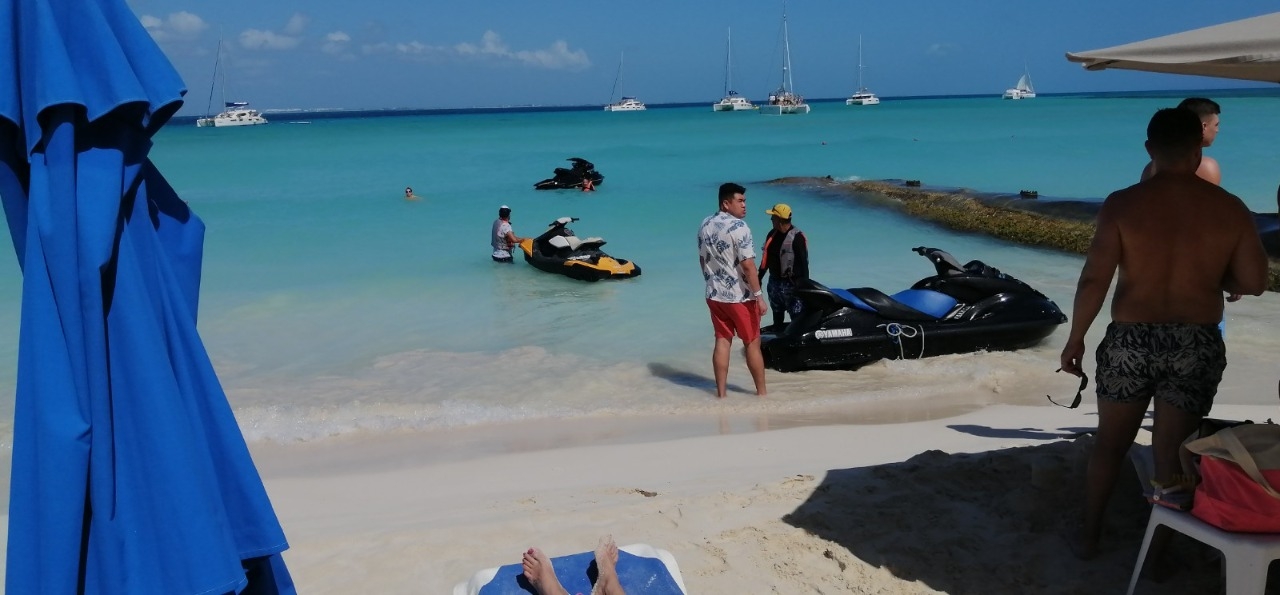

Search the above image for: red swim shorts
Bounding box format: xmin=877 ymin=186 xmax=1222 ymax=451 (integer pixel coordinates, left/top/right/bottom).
xmin=706 ymin=299 xmax=761 ymax=342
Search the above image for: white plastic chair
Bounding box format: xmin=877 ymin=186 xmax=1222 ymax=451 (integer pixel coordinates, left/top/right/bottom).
xmin=1127 ymin=505 xmax=1280 ymax=595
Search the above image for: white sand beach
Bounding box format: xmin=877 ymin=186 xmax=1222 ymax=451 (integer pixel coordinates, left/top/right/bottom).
xmin=254 ymin=402 xmax=1277 ymax=594
xmin=243 ymin=292 xmax=1280 ymax=594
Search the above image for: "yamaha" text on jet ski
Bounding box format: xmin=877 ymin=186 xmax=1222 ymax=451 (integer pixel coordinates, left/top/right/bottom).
xmin=762 ymin=246 xmax=1066 ymax=372
xmin=534 ymin=157 xmax=605 ymax=190
xmin=518 ymin=217 xmax=640 ymax=281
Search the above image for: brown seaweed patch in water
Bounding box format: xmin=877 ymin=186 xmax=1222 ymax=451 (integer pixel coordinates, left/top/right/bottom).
xmin=770 ymin=177 xmax=1280 ymax=292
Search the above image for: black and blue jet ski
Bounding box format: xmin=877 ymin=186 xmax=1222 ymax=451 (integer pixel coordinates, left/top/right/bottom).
xmin=534 ymin=157 xmax=605 ymax=190
xmin=762 ymin=246 xmax=1067 ymax=372
xmin=517 ymin=217 xmax=640 ymax=281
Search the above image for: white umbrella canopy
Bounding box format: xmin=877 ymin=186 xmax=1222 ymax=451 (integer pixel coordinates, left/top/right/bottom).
xmin=1066 ymin=12 xmax=1280 ymax=83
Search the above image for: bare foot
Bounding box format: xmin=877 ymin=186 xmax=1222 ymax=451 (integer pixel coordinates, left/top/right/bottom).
xmin=522 ymin=548 xmax=570 ymax=595
xmin=592 ymin=535 xmax=626 ymax=595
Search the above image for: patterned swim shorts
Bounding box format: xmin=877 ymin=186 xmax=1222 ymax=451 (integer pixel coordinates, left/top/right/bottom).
xmin=766 ymin=278 xmax=803 ymax=315
xmin=1094 ymin=322 xmax=1226 ymax=417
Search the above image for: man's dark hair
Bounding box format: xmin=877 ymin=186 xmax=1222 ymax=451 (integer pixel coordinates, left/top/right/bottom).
xmin=718 ymin=182 xmax=746 ymax=203
xmin=1147 ymin=108 xmax=1203 ymax=158
xmin=1177 ymin=97 xmax=1220 ymax=119
xmin=498 ymin=207 xmax=511 ymax=218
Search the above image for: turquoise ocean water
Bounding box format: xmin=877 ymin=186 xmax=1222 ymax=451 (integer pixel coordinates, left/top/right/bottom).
xmin=0 ymin=92 xmax=1277 ymax=445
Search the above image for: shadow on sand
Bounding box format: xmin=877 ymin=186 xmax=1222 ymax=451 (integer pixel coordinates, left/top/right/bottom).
xmin=782 ymin=435 xmax=1242 ymax=594
xmin=647 ymin=363 xmax=755 ymax=396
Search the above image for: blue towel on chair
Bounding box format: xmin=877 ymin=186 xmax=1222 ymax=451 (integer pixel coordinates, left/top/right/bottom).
xmin=466 ymin=547 xmax=685 ymax=594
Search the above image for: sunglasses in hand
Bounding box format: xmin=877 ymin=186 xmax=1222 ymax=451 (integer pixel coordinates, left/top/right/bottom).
xmin=1048 ymin=368 xmax=1088 ymax=409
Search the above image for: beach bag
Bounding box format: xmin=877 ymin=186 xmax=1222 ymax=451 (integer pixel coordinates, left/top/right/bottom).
xmin=1184 ymin=423 xmax=1280 ymax=533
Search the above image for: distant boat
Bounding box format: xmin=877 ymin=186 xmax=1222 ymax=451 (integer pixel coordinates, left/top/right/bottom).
xmin=713 ymin=28 xmax=755 ymax=112
xmin=845 ymin=35 xmax=880 ymax=106
xmin=604 ymin=52 xmax=647 ymax=112
xmin=195 ymin=35 xmax=268 ymax=128
xmin=1002 ymin=67 xmax=1036 ymax=100
xmin=760 ymin=7 xmax=809 ymax=115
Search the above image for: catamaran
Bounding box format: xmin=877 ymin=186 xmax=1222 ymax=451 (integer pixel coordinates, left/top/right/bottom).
xmin=713 ymin=28 xmax=754 ymax=111
xmin=760 ymin=7 xmax=809 ymax=115
xmin=845 ymin=36 xmax=880 ymax=106
xmin=604 ymin=52 xmax=647 ymax=112
xmin=195 ymin=35 xmax=268 ymax=127
xmin=1002 ymin=67 xmax=1036 ymax=100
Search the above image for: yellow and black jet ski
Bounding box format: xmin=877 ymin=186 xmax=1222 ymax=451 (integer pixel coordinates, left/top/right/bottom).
xmin=518 ymin=217 xmax=640 ymax=281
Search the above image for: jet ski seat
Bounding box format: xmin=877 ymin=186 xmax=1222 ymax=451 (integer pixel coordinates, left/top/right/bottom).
xmin=841 ymin=287 xmax=957 ymax=321
xmin=549 ymin=235 xmax=577 ymax=250
xmin=548 ymin=235 xmax=606 ymax=252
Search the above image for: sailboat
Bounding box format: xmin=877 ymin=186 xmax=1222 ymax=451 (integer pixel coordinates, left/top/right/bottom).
xmin=604 ymin=52 xmax=646 ymax=112
xmin=760 ymin=7 xmax=809 ymax=115
xmin=713 ymin=28 xmax=754 ymax=112
xmin=195 ymin=35 xmax=268 ymax=127
xmin=1002 ymin=66 xmax=1036 ymax=100
xmin=845 ymin=35 xmax=880 ymax=106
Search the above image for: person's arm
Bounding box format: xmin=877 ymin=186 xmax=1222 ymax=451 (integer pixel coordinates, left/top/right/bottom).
xmin=505 ymin=229 xmax=521 ymax=245
xmin=794 ymin=232 xmax=809 ymax=280
xmin=1197 ymin=156 xmax=1221 ymax=186
xmin=1060 ymin=197 xmax=1122 ymax=376
xmin=1220 ymin=199 xmax=1269 ymax=297
xmin=740 ymin=257 xmax=767 ymax=315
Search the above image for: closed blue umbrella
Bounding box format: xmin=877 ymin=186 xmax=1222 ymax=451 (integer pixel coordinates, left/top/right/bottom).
xmin=0 ymin=0 xmax=294 ymax=593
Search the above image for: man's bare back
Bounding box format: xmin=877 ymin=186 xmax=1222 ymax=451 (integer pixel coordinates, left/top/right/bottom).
xmin=1100 ymin=173 xmax=1265 ymax=325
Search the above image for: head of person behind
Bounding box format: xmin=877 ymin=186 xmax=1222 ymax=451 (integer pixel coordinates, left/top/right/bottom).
xmin=1177 ymin=97 xmax=1220 ymax=148
xmin=498 ymin=205 xmax=511 ymax=221
xmin=1140 ymin=98 xmax=1220 ymax=185
xmin=766 ymin=203 xmax=793 ymax=232
xmin=718 ymin=182 xmax=747 ymax=218
xmin=1145 ymin=107 xmax=1204 ymax=174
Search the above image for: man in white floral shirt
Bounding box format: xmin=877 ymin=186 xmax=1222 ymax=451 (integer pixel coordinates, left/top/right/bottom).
xmin=697 ymin=182 xmax=768 ymax=398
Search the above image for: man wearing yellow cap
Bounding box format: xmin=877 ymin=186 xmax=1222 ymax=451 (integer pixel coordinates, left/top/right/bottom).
xmin=758 ymin=203 xmax=809 ymax=332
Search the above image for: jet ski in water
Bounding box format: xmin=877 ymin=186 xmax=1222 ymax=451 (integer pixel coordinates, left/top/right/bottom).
xmin=517 ymin=217 xmax=640 ymax=281
xmin=762 ymin=246 xmax=1066 ymax=372
xmin=534 ymin=157 xmax=605 ymax=190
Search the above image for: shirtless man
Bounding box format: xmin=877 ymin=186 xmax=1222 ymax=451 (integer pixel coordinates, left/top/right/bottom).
xmin=521 ymin=536 xmax=625 ymax=595
xmin=1061 ymin=108 xmax=1268 ymax=559
xmin=1140 ymin=97 xmax=1220 ymax=185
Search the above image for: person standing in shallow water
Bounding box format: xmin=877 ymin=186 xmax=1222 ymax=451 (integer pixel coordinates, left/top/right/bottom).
xmin=1061 ymin=108 xmax=1267 ymax=559
xmin=491 ymin=205 xmax=523 ymax=263
xmin=697 ymin=182 xmax=768 ymax=398
xmin=758 ymin=203 xmax=809 ymax=332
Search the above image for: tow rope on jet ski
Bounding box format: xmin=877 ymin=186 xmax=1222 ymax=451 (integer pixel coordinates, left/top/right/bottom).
xmin=880 ymin=323 xmax=926 ymax=359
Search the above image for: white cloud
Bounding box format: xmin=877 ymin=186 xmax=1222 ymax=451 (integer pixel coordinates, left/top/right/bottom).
xmin=140 ymin=11 xmax=207 ymax=41
xmin=322 ymin=31 xmax=351 ymax=56
xmin=284 ymin=13 xmax=310 ymax=36
xmin=240 ymin=29 xmax=301 ymax=50
xmin=359 ymin=30 xmax=587 ymax=69
xmin=454 ymin=31 xmax=588 ymax=69
xmin=514 ymin=40 xmax=589 ymax=70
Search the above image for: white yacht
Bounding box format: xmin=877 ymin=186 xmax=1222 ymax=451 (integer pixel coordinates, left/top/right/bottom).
xmin=845 ymin=36 xmax=880 ymax=106
xmin=713 ymin=28 xmax=754 ymax=111
xmin=195 ymin=36 xmax=269 ymax=127
xmin=1002 ymin=69 xmax=1036 ymax=100
xmin=196 ymin=102 xmax=268 ymax=127
xmin=604 ymin=97 xmax=647 ymax=112
xmin=714 ymin=93 xmax=754 ymax=112
xmin=604 ymin=52 xmax=646 ymax=112
xmin=759 ymin=9 xmax=810 ymax=115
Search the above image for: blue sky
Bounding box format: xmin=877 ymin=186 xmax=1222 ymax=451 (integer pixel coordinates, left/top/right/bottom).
xmin=127 ymin=0 xmax=1277 ymax=116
